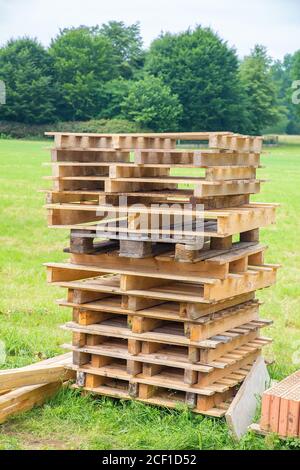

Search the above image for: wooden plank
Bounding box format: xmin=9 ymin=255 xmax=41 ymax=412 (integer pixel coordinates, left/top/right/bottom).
xmin=225 ymin=356 xmax=270 ymax=440
xmin=0 ymin=353 xmax=73 ymax=424
xmin=0 ymin=365 xmax=73 ymax=391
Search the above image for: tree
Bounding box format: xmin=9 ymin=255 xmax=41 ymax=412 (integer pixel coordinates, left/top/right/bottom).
xmin=146 ymin=26 xmax=247 ymax=132
xmin=101 ymin=78 xmax=131 ymax=118
xmin=121 ymin=75 xmax=183 ymax=131
xmin=270 ymin=54 xmax=300 ymax=134
xmin=49 ymin=26 xmax=118 ymax=120
xmin=0 ymin=38 xmax=56 ymax=123
xmin=239 ymin=45 xmax=281 ymax=134
xmin=291 ymin=50 xmax=300 ymax=131
xmin=100 ymin=21 xmax=145 ymax=78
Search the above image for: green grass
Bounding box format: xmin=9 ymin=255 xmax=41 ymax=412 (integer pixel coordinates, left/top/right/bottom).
xmin=0 ymin=137 xmax=300 ymax=450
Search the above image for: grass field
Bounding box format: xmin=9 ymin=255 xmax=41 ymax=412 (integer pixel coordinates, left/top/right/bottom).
xmin=0 ymin=137 xmax=300 ymax=450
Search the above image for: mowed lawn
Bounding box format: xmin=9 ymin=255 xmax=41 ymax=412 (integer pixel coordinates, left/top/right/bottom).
xmin=0 ymin=137 xmax=300 ymax=450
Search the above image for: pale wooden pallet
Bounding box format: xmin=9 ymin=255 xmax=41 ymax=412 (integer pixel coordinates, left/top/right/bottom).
xmin=46 ymin=258 xmax=279 ymax=303
xmin=69 ymin=359 xmax=258 ymax=417
xmin=45 ymin=131 xmax=232 ymax=151
xmin=46 ymin=131 xmax=262 ymax=153
xmin=44 ymin=190 xmax=251 ymax=211
xmin=45 ymin=203 xmax=277 ymax=244
xmin=63 ymin=289 xmax=257 ymax=320
xmin=63 ymin=314 xmax=271 ymax=358
xmin=72 ymin=381 xmax=233 ymax=418
xmin=66 ymin=336 xmax=271 ymax=374
xmin=47 ymin=175 xmax=263 ymax=198
xmin=61 ymin=242 xmax=268 ymax=281
xmin=45 ymin=149 xmax=260 ymax=166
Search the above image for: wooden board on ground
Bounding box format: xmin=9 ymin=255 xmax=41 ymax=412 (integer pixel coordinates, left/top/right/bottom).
xmin=0 ymin=353 xmax=73 ymax=424
xmin=225 ymin=356 xmax=270 ymax=440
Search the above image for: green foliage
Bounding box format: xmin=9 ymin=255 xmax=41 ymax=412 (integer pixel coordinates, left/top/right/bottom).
xmin=0 ymin=38 xmax=56 ymax=123
xmin=99 ymin=21 xmax=145 ymax=78
xmin=268 ymin=53 xmax=300 ymax=134
xmin=0 ymin=118 xmax=146 ymax=139
xmin=0 ymin=23 xmax=297 ymax=133
xmin=121 ymin=75 xmax=182 ymax=131
xmin=102 ymin=79 xmax=131 ymax=118
xmin=146 ymin=26 xmax=246 ymax=132
xmin=240 ymin=45 xmax=281 ymax=134
xmin=49 ymin=26 xmax=118 ymax=120
xmin=291 ymin=50 xmax=300 ymax=122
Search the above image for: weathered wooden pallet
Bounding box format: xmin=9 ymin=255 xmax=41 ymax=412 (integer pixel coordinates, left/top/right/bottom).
xmin=44 ymin=190 xmax=251 ymax=211
xmin=45 ymin=131 xmax=232 ymax=151
xmin=46 ymin=256 xmax=278 ymax=302
xmin=62 ymin=242 xmax=267 ymax=281
xmin=72 ymin=379 xmax=234 ymax=417
xmin=46 ymin=176 xmax=263 ymax=198
xmin=70 ymin=358 xmax=257 ymax=417
xmin=59 ymin=299 xmax=272 ymax=343
xmin=71 ymin=348 xmax=261 ymax=389
xmin=134 ymin=150 xmax=261 ymax=167
xmin=66 ymin=335 xmax=271 ymax=375
xmin=70 ymin=295 xmax=259 ymax=328
xmin=48 ymin=161 xmax=260 ymax=180
xmin=63 ymin=289 xmax=256 ymax=319
xmin=49 ymin=268 xmax=278 ymax=304
xmin=49 ymin=148 xmax=261 ymax=166
xmin=209 ymin=134 xmax=263 ymax=154
xmin=63 ymin=314 xmax=271 ymax=357
xmin=45 ymin=203 xmax=277 ymax=244
xmin=46 ymin=131 xmax=262 ymax=154
xmin=46 ymin=159 xmax=262 ymax=198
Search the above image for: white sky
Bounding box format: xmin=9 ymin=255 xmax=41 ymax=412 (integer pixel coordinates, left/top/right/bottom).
xmin=0 ymin=0 xmax=299 ymax=59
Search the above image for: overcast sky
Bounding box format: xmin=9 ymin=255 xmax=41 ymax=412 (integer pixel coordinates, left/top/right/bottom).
xmin=0 ymin=0 xmax=299 ymax=59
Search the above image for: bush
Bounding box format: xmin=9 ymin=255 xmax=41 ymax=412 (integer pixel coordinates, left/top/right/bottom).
xmin=121 ymin=75 xmax=182 ymax=131
xmin=0 ymin=119 xmax=148 ymax=139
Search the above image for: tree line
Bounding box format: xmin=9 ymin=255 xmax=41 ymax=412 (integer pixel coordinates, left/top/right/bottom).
xmin=0 ymin=21 xmax=299 ymax=134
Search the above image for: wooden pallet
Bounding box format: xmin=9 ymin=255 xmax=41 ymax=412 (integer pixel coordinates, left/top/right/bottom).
xmin=46 ymin=159 xmax=262 ymax=195
xmin=46 ymin=257 xmax=278 ymax=302
xmin=45 ymin=203 xmax=277 ymax=244
xmin=67 ymin=335 xmax=271 ymax=373
xmin=64 ymin=242 xmax=267 ymax=280
xmin=70 ymin=359 xmax=257 ymax=417
xmin=49 ymin=148 xmax=261 ymax=166
xmin=209 ymin=134 xmax=263 ymax=153
xmin=63 ymin=289 xmax=257 ymax=319
xmin=44 ymin=190 xmax=251 ymax=210
xmin=46 ymin=131 xmax=262 ymax=153
xmin=66 ymin=228 xmax=259 ymax=259
xmin=49 ymin=267 xmax=278 ymax=304
xmin=63 ymin=314 xmax=271 ymax=355
xmin=63 ymin=297 xmax=265 ymax=337
xmin=45 ymin=131 xmax=231 ymax=151
xmin=48 ymin=177 xmax=263 ymax=198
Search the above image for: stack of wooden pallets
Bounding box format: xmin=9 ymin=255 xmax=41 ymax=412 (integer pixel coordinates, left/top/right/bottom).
xmin=43 ymin=131 xmax=278 ymax=417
